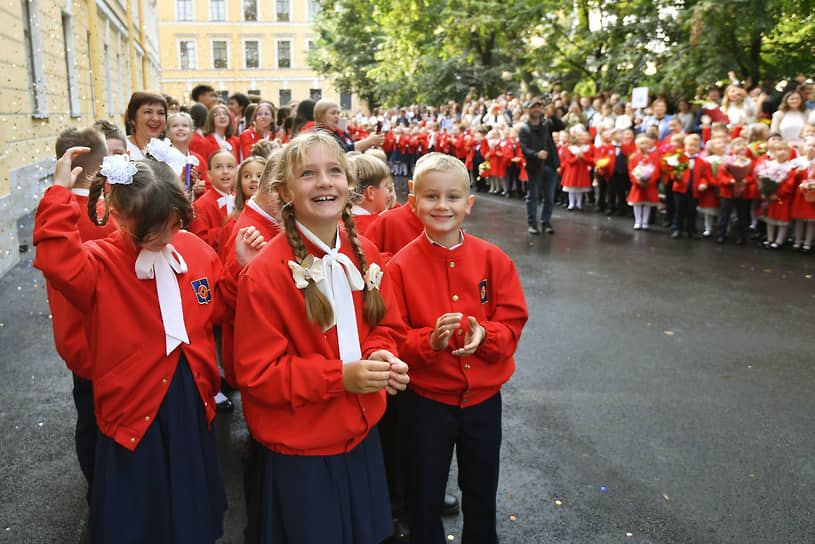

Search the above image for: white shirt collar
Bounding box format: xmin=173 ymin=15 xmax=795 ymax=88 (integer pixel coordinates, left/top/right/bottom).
xmin=71 ymin=188 xmax=90 ymax=197
xmin=425 ymin=229 xmax=465 ymax=250
xmin=351 ymin=205 xmax=372 ymax=216
xmin=246 ymin=196 xmax=279 ymax=224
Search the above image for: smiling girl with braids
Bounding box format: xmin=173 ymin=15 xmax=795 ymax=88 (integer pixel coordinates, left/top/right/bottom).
xmin=233 ymin=131 xmax=410 ymax=543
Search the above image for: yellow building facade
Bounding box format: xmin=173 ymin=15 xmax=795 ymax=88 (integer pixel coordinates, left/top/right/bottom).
xmin=158 ymin=0 xmax=352 ymax=109
xmin=0 ymin=0 xmax=160 ymax=276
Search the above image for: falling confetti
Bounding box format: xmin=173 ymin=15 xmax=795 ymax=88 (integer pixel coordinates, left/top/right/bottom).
xmin=763 ymin=269 xmax=772 ymax=273
xmin=508 ymin=494 xmax=514 ymax=499
xmin=664 ymin=330 xmax=674 ymax=336
xmin=509 ymin=516 xmax=517 ymax=521
xmin=555 ymin=500 xmax=562 ymax=506
xmin=447 ymin=536 xmax=455 ymax=541
xmin=663 ymin=493 xmax=671 ymax=501
xmin=626 ymin=533 xmax=633 ymax=537
xmin=601 ymin=487 xmax=607 ymax=492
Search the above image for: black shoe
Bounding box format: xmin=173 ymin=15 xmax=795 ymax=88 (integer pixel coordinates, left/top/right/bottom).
xmin=442 ymin=494 xmax=460 ymax=516
xmin=542 ymin=222 xmax=555 ymax=234
xmin=671 ymin=230 xmax=681 ymax=239
xmin=387 ymin=519 xmax=410 ymax=542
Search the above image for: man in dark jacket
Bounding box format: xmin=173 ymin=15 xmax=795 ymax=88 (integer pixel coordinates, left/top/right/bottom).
xmin=519 ymin=97 xmax=564 ymax=234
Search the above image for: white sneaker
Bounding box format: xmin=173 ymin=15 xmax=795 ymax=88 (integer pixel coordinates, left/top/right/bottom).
xmin=633 ymin=223 xmax=641 ymax=230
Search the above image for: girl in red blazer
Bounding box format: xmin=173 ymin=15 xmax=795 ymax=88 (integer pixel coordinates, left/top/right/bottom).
xmin=561 ymin=128 xmax=595 ymax=210
xmin=189 ymin=150 xmax=237 ymax=252
xmin=233 ymin=131 xmax=409 ymax=543
xmin=217 ymin=156 xmax=265 ymax=266
xmin=715 ymin=138 xmax=755 ymax=244
xmin=348 ymin=154 xmax=395 ymax=236
xmin=627 ymin=134 xmax=661 ymax=229
xmin=34 ymin=150 xmax=226 ymax=543
xmin=791 ymin=138 xmax=815 ymax=250
xmin=759 ymin=141 xmax=798 ymax=248
xmin=199 ymin=104 xmax=240 ymax=165
xmin=239 ymin=102 xmax=276 ymax=161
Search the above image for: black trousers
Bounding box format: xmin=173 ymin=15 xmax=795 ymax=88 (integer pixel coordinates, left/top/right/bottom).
xmin=402 ymin=389 xmax=502 ymax=544
xmin=72 ymin=372 xmax=97 ymax=503
xmin=607 ymin=172 xmax=629 ymax=212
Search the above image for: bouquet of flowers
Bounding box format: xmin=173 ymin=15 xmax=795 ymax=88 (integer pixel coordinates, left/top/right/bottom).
xmin=568 ymin=145 xmax=591 ymax=158
xmin=705 ymin=155 xmax=727 ymax=178
xmin=755 ymin=160 xmax=794 ymax=198
xmin=724 ymin=156 xmax=752 ymax=198
xmin=801 ymin=167 xmax=815 ymax=203
xmin=595 ymin=156 xmax=612 ymax=177
xmin=748 ymin=141 xmax=768 ymax=158
xmin=661 ymin=151 xmax=689 ymax=178
xmin=632 ymin=162 xmax=655 ymax=187
xmin=478 ymin=160 xmax=491 ymax=180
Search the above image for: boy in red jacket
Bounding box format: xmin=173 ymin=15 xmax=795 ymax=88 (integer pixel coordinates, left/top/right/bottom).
xmin=388 ymin=153 xmax=528 ymax=544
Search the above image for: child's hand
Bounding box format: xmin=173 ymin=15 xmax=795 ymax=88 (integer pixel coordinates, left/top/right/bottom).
xmin=429 ymin=312 xmax=464 ymax=351
xmin=193 ymin=174 xmax=206 ymax=196
xmin=54 ymin=147 xmax=91 ymax=188
xmin=369 ymin=350 xmax=410 ymax=395
xmin=452 ymin=316 xmax=486 ymax=357
xmin=342 ymin=359 xmax=391 ymax=394
xmin=234 ymin=226 xmax=266 ymax=267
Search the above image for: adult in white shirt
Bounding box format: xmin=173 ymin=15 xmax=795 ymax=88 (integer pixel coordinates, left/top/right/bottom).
xmin=721 ymin=84 xmax=757 ymax=127
xmin=771 ymin=90 xmax=811 ymax=144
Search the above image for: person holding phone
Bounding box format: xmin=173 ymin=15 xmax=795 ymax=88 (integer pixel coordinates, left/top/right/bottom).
xmin=314 ymin=99 xmax=385 ymax=153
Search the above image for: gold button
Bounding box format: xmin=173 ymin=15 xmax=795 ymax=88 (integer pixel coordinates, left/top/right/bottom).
xmin=464 ymin=364 xmax=470 ymax=370
xmin=162 ymin=378 xmax=168 ymax=384
xmin=130 ymin=437 xmax=135 ymax=443
xmin=362 ymin=407 xmax=367 ymax=413
xmin=144 ymin=416 xmax=150 ymax=421
xmin=452 ymin=295 xmax=459 ymax=301
xmin=449 ymin=262 xmax=456 ymax=268
xmin=457 ymin=329 xmax=464 ymax=336
xmin=462 ymin=399 xmax=468 ymax=404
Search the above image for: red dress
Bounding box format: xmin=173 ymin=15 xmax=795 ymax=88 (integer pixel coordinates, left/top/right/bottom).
xmin=790 ymin=165 xmax=815 ymax=221
xmin=561 ymin=145 xmax=595 ymax=191
xmin=238 ymin=127 xmax=273 ymax=160
xmin=627 ymin=151 xmax=661 ymax=205
xmin=763 ymin=169 xmax=797 ymax=224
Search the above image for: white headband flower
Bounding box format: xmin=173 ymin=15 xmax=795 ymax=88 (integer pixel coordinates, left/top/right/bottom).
xmin=146 ymin=138 xmax=188 ymax=175
xmin=365 ymin=263 xmax=383 ymax=291
xmin=100 ymin=154 xmax=138 ymax=185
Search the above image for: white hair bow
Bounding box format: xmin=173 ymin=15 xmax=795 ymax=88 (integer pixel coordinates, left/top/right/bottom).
xmin=365 ymin=263 xmax=383 ymax=291
xmin=288 ymin=255 xmax=325 ymax=289
xmin=146 ymin=138 xmax=188 ymax=175
xmin=100 ymin=154 xmax=138 ymax=185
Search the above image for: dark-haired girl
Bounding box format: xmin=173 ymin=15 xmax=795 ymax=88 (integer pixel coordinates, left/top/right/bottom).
xmin=33 ymin=149 xmax=226 ymax=543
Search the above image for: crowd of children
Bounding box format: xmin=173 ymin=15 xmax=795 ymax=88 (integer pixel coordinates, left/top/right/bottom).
xmin=34 ymin=88 xmax=529 ymax=544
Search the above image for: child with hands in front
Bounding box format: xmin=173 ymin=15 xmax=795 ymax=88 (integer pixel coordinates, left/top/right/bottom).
xmin=233 ymin=131 xmax=409 ymax=544
xmin=34 ymin=147 xmax=227 ymax=543
xmin=387 ymin=153 xmax=529 ymax=544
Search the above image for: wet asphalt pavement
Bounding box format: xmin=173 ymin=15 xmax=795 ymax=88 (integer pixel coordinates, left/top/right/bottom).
xmin=1 ymin=189 xmax=814 ymax=543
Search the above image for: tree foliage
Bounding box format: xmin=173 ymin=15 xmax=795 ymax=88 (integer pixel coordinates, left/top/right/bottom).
xmin=309 ymin=0 xmax=815 ymax=107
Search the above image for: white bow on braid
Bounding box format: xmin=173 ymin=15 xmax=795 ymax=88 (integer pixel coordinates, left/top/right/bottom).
xmin=294 ymin=220 xmax=364 ymax=364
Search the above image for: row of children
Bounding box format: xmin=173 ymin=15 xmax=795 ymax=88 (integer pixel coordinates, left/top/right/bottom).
xmin=36 ymin=110 xmax=527 ymax=543
xmin=550 ymin=122 xmax=815 ymax=249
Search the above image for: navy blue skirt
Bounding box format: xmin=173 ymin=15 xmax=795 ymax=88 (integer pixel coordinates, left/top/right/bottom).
xmin=247 ymin=427 xmax=393 ymax=544
xmin=89 ymin=354 xmax=227 ymax=544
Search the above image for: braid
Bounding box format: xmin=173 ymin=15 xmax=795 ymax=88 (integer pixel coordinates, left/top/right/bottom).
xmin=341 ymin=204 xmax=386 ymax=325
xmin=87 ymin=175 xmax=110 ymax=226
xmin=281 ymin=205 xmax=334 ymax=329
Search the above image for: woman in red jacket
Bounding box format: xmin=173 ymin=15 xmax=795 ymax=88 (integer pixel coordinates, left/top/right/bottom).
xmin=199 ymin=104 xmax=240 ymax=164
xmin=239 ymin=102 xmax=277 ymax=160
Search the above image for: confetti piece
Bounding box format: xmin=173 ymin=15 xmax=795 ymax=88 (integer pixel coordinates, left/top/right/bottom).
xmin=601 ymin=487 xmax=607 ymax=492
xmin=719 ymin=374 xmax=728 ymax=379
xmin=750 ymin=474 xmax=756 ymax=478
xmin=509 ymin=516 xmax=517 ymax=521
xmin=763 ymin=269 xmax=772 ymax=273
xmin=447 ymin=535 xmax=455 ymax=541
xmin=626 ymin=532 xmax=633 ymax=537
xmin=806 ymin=274 xmax=812 ymax=279
xmin=664 ymin=330 xmax=674 ymax=336
xmin=508 ymin=494 xmax=514 ymax=499
xmin=663 ymin=493 xmax=670 ymax=501
xmin=555 ymin=500 xmax=562 ymax=506
xmin=37 ymin=422 xmax=43 ymax=427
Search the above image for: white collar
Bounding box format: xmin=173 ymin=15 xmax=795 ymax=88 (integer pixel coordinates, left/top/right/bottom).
xmin=246 ymin=196 xmax=278 ymax=224
xmin=425 ymin=229 xmax=465 ymax=250
xmin=351 ymin=205 xmax=372 ymax=216
xmin=71 ymin=188 xmax=90 ymax=197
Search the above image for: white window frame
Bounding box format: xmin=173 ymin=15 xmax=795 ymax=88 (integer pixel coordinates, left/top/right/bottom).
xmin=243 ymin=39 xmax=261 ymax=70
xmin=275 ymin=0 xmax=291 ymax=22
xmin=242 ymin=0 xmax=259 ymax=21
xmin=104 ymin=22 xmax=114 ymax=116
xmin=279 ymin=88 xmax=292 ymax=106
xmin=209 ymin=0 xmax=227 ymax=21
xmin=61 ymin=10 xmax=81 ymax=117
xmin=23 ymin=0 xmax=48 ymax=118
xmin=276 ymin=39 xmax=292 ymax=69
xmin=307 ymin=0 xmax=320 ymax=21
xmin=178 ymin=39 xmax=197 ymax=70
xmin=210 ymin=39 xmax=230 ymax=69
xmin=176 ymin=0 xmax=194 ymax=21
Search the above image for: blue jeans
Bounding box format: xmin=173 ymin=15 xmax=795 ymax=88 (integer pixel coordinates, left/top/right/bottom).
xmin=526 ymin=164 xmax=557 ymax=225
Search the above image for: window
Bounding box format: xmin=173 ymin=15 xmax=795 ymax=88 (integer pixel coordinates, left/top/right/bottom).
xmin=216 ymin=90 xmax=229 ymax=103
xmin=247 ymin=89 xmax=261 ymax=98
xmin=176 ymin=0 xmax=193 ymax=20
xmin=243 ymin=0 xmax=257 ymax=21
xmin=179 ymin=40 xmax=196 ymax=69
xmin=276 ymin=0 xmax=289 ymax=21
xmin=309 ymin=88 xmax=322 ymax=101
xmin=340 ymin=92 xmax=352 ymax=111
xmin=276 ymin=40 xmax=291 ymax=68
xmin=244 ymin=40 xmax=259 ymax=69
xmin=22 ymin=0 xmax=48 ymax=117
xmin=212 ymin=40 xmax=228 ymax=69
xmin=210 ymin=0 xmax=225 ymax=21
xmin=307 ymin=0 xmax=320 ymax=20
xmin=279 ymin=89 xmax=292 ymax=106
xmin=61 ymin=11 xmax=80 ymax=117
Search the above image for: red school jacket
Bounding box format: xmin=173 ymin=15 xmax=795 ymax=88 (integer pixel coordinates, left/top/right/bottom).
xmin=363 ymin=200 xmax=424 ymax=261
xmin=387 ymin=233 xmax=528 ymax=407
xmin=34 ymin=185 xmax=222 ymax=451
xmin=560 ymin=145 xmax=595 ymax=189
xmin=198 ymin=133 xmax=240 ymax=165
xmin=189 ymin=187 xmax=231 ymax=252
xmin=673 ymin=156 xmax=715 ymax=197
xmin=45 ymin=189 xmax=117 ymax=379
xmin=233 ymin=228 xmax=406 ymax=456
xmin=627 ymin=151 xmax=661 ymax=204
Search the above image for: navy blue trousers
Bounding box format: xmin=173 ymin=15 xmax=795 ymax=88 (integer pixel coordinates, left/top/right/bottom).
xmin=402 ymin=389 xmax=502 ymax=544
xmin=672 ymin=190 xmax=698 ymax=234
xmin=72 ymin=372 xmax=96 ymax=502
